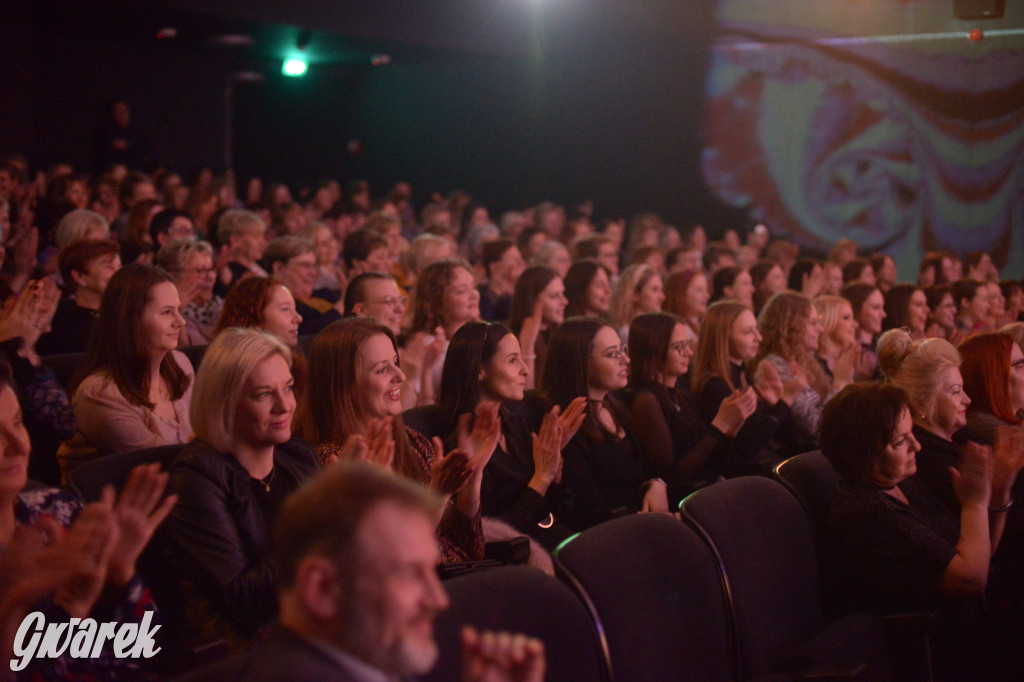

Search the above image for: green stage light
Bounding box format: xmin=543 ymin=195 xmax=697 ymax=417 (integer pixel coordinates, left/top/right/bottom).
xmin=282 ymin=58 xmax=308 ymax=77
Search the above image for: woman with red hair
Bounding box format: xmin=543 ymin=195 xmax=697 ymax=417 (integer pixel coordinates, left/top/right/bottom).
xmin=960 ymin=332 xmax=1024 ymax=446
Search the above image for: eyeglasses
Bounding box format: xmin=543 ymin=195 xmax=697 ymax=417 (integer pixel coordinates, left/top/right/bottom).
xmin=371 ymin=296 xmax=408 ymax=308
xmin=180 ymin=267 xmax=215 ymax=277
xmin=596 ymin=345 xmax=629 ymax=362
xmin=669 ymin=340 xmax=693 ymax=354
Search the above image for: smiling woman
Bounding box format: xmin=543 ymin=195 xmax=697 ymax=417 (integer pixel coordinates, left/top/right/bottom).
xmin=167 ymin=328 xmax=320 ymax=653
xmin=57 ymin=264 xmax=193 ymax=482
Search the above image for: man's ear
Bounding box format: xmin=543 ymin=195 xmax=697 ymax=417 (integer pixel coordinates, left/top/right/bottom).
xmin=351 ymin=302 xmax=367 ymax=317
xmin=295 ymin=556 xmax=341 ymax=620
xmin=271 ymin=261 xmax=284 ymax=276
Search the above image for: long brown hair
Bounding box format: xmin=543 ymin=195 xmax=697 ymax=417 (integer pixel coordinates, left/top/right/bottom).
xmin=691 ymin=300 xmax=749 ymax=395
xmin=295 ymin=318 xmax=420 ymax=481
xmin=71 ymin=263 xmax=190 ymax=408
xmin=410 ymin=259 xmax=471 ymax=334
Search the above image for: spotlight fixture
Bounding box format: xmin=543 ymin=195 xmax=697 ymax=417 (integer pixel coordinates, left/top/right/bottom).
xmin=282 ymin=58 xmax=308 ymax=77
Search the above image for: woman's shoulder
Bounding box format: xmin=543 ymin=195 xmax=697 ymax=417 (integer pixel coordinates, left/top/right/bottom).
xmin=169 ymin=349 xmax=196 ymax=376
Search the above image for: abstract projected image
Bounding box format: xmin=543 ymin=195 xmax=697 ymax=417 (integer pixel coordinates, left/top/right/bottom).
xmin=700 ymin=0 xmax=1024 ymax=277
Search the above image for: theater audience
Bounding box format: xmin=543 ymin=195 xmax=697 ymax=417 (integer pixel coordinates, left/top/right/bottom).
xmin=156 ymin=237 xmax=223 ymax=346
xmin=531 ymin=240 xmax=571 ymax=279
xmin=294 ymin=318 xmax=488 ymax=564
xmin=38 ymin=239 xmax=120 ymax=355
xmin=541 ymin=317 xmax=668 ymax=530
xmin=58 ymin=264 xmax=193 ymax=481
xmin=507 ymin=265 xmax=566 ymax=390
xmin=626 ymin=312 xmax=754 ymax=504
xmin=564 ymin=259 xmax=612 ymax=319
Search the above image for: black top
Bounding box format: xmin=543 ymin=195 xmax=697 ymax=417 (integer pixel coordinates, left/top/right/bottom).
xmin=477 ymin=403 xmax=572 ymax=549
xmin=37 ymin=298 xmax=98 ymax=356
xmin=912 ymin=424 xmax=981 ymax=517
xmin=478 ymin=284 xmax=512 ymax=323
xmin=295 ymin=298 xmax=342 ymax=336
xmin=166 ymin=437 xmax=320 ymax=648
xmin=824 ymin=477 xmax=961 ymax=617
xmin=554 ymin=399 xmax=648 ymax=531
xmin=696 ymin=362 xmax=796 ymax=477
xmin=624 ymin=383 xmax=728 ymax=504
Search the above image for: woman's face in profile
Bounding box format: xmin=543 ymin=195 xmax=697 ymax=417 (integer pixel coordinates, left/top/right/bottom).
xmin=356 ymin=333 xmax=406 ymax=419
xmin=870 ymin=408 xmax=920 ymax=487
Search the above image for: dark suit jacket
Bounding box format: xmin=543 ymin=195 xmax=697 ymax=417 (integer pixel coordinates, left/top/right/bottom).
xmin=176 ymin=625 xmax=384 ymax=682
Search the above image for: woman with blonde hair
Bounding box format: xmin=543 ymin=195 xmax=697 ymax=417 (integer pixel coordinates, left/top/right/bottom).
xmin=609 ymin=263 xmax=664 ymax=343
xmin=692 ymin=300 xmax=804 ymax=475
xmin=167 ymin=328 xmax=320 ymax=650
xmin=813 ymin=295 xmax=861 ymax=390
xmin=878 ymin=329 xmax=1022 ymax=519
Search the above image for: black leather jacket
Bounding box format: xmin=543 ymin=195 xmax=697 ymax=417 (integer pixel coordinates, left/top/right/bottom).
xmin=165 ymin=437 xmax=320 ymax=646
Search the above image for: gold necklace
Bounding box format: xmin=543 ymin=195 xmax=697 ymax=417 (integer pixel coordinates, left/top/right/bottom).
xmin=257 ymin=464 xmax=276 ymax=492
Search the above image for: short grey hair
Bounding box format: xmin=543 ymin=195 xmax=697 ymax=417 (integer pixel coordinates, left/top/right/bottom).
xmin=55 ymin=209 xmax=110 ymax=249
xmin=155 ymin=237 xmax=213 ymax=274
xmin=217 ymin=209 xmax=265 ymax=244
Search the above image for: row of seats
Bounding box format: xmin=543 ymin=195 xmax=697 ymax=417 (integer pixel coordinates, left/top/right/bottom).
xmin=64 ymin=444 xmax=931 ymax=681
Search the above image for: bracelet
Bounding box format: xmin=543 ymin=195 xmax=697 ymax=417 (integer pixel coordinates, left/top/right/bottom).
xmin=537 ymin=513 xmax=555 ymax=529
xmin=989 ymin=500 xmax=1014 ymax=514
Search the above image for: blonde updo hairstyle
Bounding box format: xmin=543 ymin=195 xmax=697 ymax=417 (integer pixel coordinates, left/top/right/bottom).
xmin=877 ymin=328 xmax=961 ymax=424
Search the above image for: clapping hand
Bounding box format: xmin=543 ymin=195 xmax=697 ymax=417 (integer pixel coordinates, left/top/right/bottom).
xmin=106 ymin=463 xmax=177 ymax=587
xmin=457 ymin=402 xmax=502 ymax=471
xmin=429 ymin=437 xmax=473 ymax=498
xmin=555 ymin=397 xmax=586 ymax=451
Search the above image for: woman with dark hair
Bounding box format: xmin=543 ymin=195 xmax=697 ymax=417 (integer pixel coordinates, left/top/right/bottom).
xmin=883 ymin=283 xmax=930 ymax=339
xmin=925 ymin=284 xmax=959 ymax=342
xmin=626 ymin=312 xmax=754 ymax=504
xmin=691 ymin=301 xmax=803 ymax=475
xmin=952 ymin=279 xmax=992 ymax=336
xmin=709 ymin=266 xmax=755 ymax=308
xmin=294 ymin=318 xmax=492 ymax=564
xmin=57 ymin=264 xmax=193 ymax=481
xmin=540 ymin=317 xmax=669 ymax=530
xmin=820 ymin=382 xmax=1023 ymax=678
xmin=507 ymin=265 xmax=566 ymax=390
xmin=842 ymin=282 xmax=886 ymax=380
xmin=564 ymin=259 xmax=612 ymax=319
xmin=436 ymin=321 xmax=585 ymax=549
xmin=750 ymin=259 xmax=786 ymax=315
xmin=841 ymin=258 xmax=876 ymax=287
xmin=1000 ymin=280 xmax=1024 ymax=325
